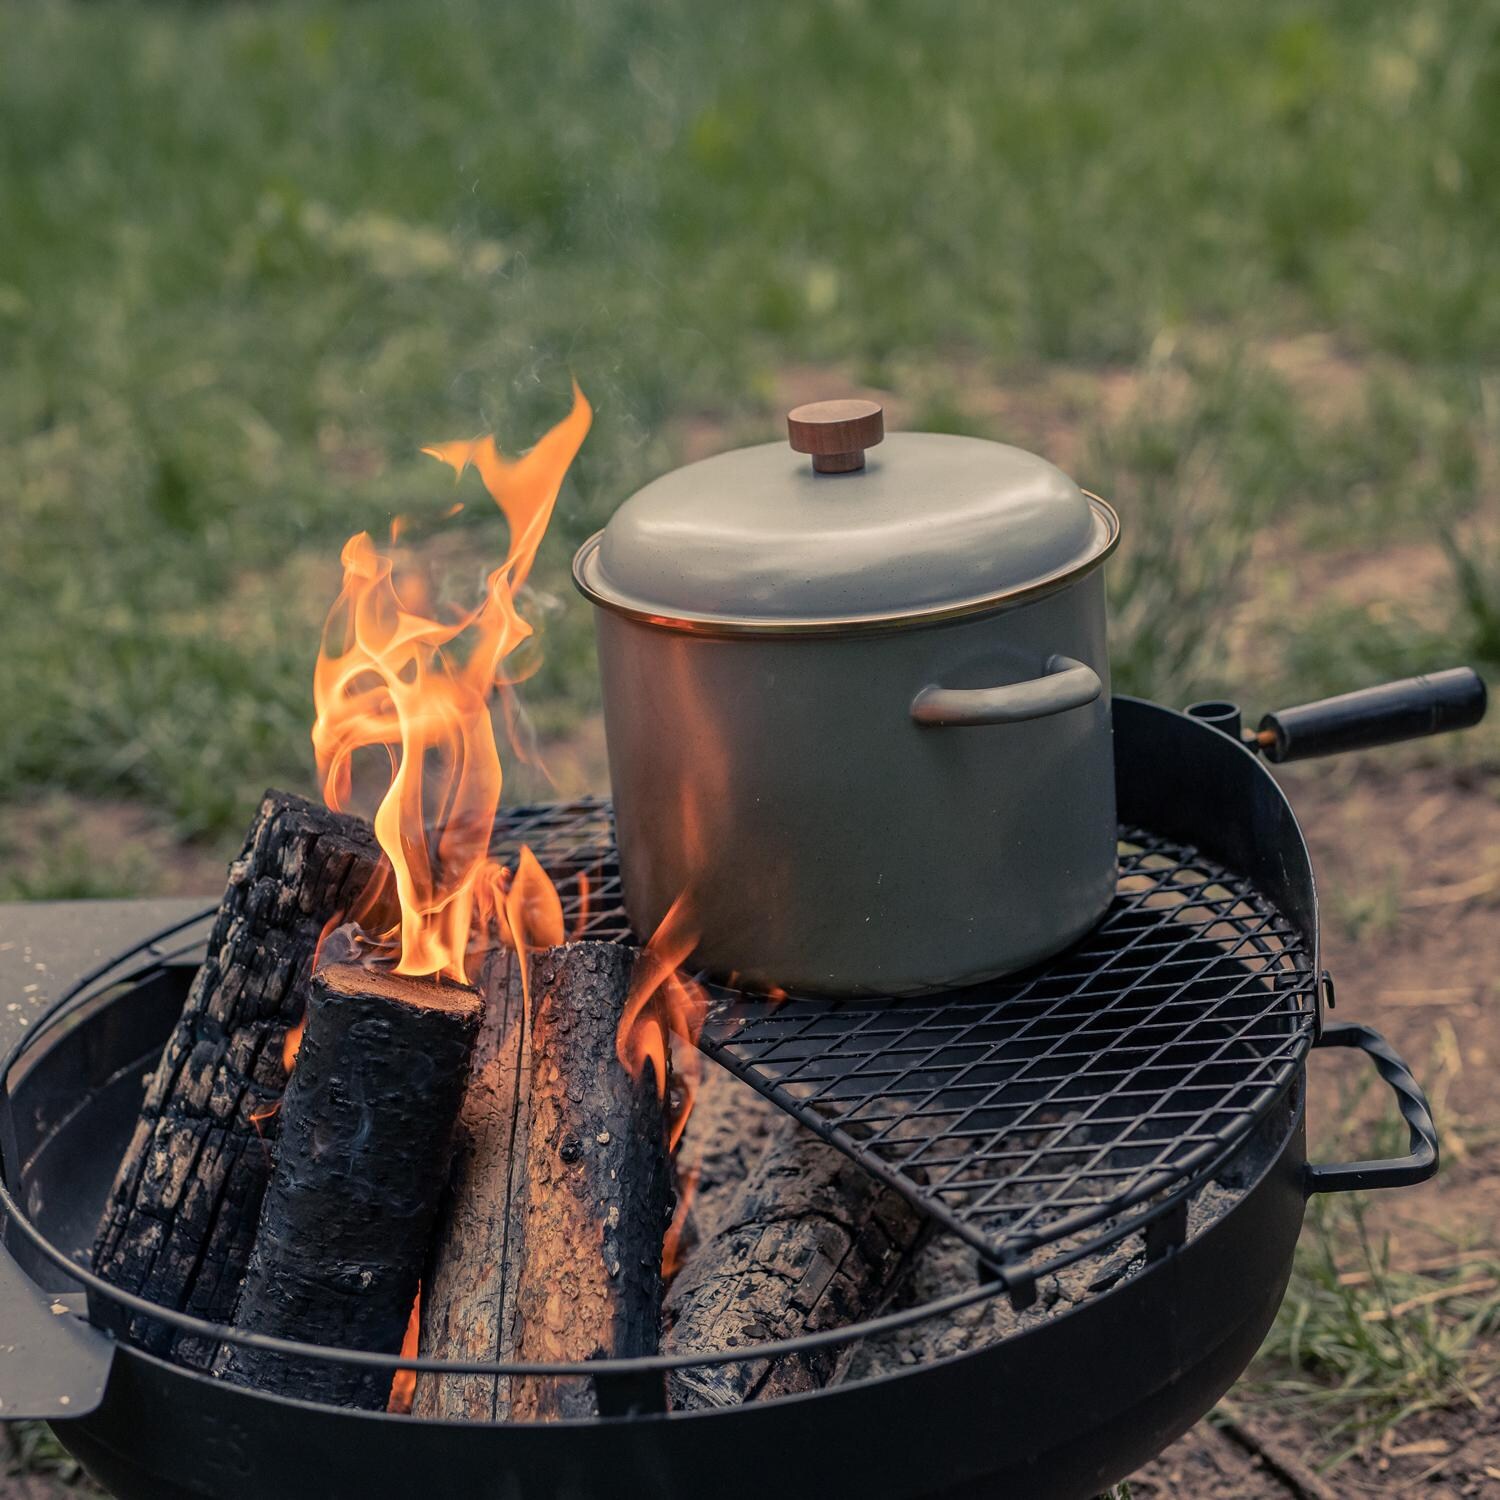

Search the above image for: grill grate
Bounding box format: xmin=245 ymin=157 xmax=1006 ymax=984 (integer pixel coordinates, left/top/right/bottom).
xmin=490 ymin=798 xmax=1316 ymax=1282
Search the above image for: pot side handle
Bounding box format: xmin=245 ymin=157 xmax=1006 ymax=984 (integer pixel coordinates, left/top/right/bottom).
xmin=1304 ymin=1023 xmax=1439 ymax=1195
xmin=911 ymin=655 xmax=1103 ymax=728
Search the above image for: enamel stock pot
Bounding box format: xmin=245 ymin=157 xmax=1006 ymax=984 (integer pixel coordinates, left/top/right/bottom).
xmin=573 ymin=399 xmax=1121 ymax=994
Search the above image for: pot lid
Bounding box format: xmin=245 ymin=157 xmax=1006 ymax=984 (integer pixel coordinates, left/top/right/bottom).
xmin=573 ymin=399 xmax=1119 ymax=634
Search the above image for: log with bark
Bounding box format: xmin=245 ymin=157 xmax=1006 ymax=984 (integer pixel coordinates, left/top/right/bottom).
xmin=216 ymin=961 xmax=480 ymax=1409
xmin=662 ymin=1115 xmax=927 ymax=1410
xmin=410 ymin=948 xmax=529 ymax=1422
xmin=91 ymin=790 xmax=381 ymax=1366
xmin=415 ymin=941 xmax=673 ymax=1422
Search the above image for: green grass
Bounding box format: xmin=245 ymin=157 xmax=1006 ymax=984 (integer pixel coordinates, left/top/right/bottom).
xmin=1 ymin=0 xmax=1498 ymax=869
xmin=1250 ymin=1070 xmax=1500 ymax=1470
xmin=2 ymin=1422 xmax=99 ymax=1488
xmin=6 ymin=16 xmax=1497 ymax=1489
xmin=1255 ymin=1193 xmax=1500 ymax=1469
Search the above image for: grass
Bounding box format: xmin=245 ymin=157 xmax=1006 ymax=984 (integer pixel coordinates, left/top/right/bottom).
xmin=1444 ymin=521 xmax=1500 ymax=665
xmin=1 ymin=7 xmax=1498 ymax=1486
xmin=1255 ymin=1193 xmax=1500 ymax=1469
xmin=3 ymin=1423 xmax=101 ymax=1491
xmin=2 ymin=0 xmax=1499 ymax=879
xmin=1250 ymin=1065 xmax=1500 ymax=1472
xmin=1327 ymin=863 xmax=1407 ymax=942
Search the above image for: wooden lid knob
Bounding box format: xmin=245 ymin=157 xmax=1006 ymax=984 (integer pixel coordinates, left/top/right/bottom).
xmin=787 ymin=399 xmax=885 ymax=474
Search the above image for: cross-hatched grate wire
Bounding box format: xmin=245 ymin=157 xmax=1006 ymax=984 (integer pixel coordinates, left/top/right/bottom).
xmin=489 ymin=798 xmax=1317 ymax=1277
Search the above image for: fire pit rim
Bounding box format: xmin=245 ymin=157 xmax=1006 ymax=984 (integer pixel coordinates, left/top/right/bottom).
xmin=43 ymin=1072 xmax=1306 ymax=1429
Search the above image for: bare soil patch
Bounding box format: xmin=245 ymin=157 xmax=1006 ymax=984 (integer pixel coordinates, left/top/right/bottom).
xmin=1130 ymin=761 xmax=1499 ymax=1496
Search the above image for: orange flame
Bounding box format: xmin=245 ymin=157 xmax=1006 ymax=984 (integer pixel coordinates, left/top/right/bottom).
xmin=388 ymin=1285 xmax=421 ymax=1414
xmin=311 ymin=385 xmax=591 ymax=981
xmin=282 ymin=1016 xmax=306 ymax=1073
xmin=495 ymin=845 xmax=565 ymax=1014
xmin=617 ymin=893 xmax=711 ymax=1154
xmin=309 ymin=378 xmax=718 ymax=1283
xmin=570 ymin=870 xmax=591 ymax=940
xmin=661 ymin=1162 xmax=699 ymax=1281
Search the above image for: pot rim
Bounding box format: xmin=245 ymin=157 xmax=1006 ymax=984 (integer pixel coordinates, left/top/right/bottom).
xmin=572 ymin=492 xmax=1120 ymax=638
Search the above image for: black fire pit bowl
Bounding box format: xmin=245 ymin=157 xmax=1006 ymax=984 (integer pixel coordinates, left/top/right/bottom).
xmin=0 ymin=691 xmax=1460 ymax=1500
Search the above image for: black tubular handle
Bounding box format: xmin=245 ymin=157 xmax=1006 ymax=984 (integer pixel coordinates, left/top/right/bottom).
xmin=1305 ymin=1022 xmax=1439 ymax=1195
xmin=1257 ymin=667 xmax=1487 ymax=763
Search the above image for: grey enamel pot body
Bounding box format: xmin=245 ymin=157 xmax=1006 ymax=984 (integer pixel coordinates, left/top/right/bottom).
xmin=574 ymin=402 xmax=1120 ymax=995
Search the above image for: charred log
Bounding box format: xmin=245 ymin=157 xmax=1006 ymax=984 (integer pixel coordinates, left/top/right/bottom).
xmin=663 ymin=1122 xmax=926 ymax=1410
xmin=90 ymin=790 xmax=380 ymax=1366
xmin=411 ymin=948 xmax=530 ymax=1421
xmin=216 ymin=962 xmax=480 ymax=1409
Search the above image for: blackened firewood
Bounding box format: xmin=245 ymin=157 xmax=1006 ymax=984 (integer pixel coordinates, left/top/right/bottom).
xmin=508 ymin=942 xmax=672 ymax=1422
xmin=216 ymin=962 xmax=480 ymax=1409
xmin=91 ymin=791 xmax=381 ymax=1367
xmin=411 ymin=949 xmax=531 ymax=1421
xmin=662 ymin=1123 xmax=926 ymax=1410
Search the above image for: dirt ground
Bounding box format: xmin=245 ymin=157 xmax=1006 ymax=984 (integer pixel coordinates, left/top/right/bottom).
xmin=1129 ymin=757 xmax=1500 ymax=1498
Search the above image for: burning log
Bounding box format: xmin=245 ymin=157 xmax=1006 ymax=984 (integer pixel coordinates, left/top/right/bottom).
xmin=91 ymin=790 xmax=380 ymax=1366
xmin=216 ymin=961 xmax=480 ymax=1409
xmin=510 ymin=941 xmax=672 ymax=1419
xmin=662 ymin=1122 xmax=926 ymax=1410
xmin=411 ymin=949 xmax=530 ymax=1421
xmin=416 ymin=941 xmax=673 ymax=1422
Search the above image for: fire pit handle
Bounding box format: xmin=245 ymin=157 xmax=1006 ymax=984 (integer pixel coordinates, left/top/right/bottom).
xmin=1304 ymin=1022 xmax=1439 ymax=1195
xmin=1255 ymin=666 xmax=1487 ymax=762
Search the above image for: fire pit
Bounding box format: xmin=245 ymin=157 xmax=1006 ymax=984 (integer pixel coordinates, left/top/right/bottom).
xmin=0 ymin=689 xmax=1473 ymax=1500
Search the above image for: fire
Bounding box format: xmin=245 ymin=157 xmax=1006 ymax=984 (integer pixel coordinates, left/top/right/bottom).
xmin=311 ymin=384 xmax=591 ymax=981
xmin=497 ymin=844 xmax=564 ymax=1013
xmin=282 ymin=1016 xmax=305 ymax=1072
xmin=307 ymin=377 xmax=713 ymax=1283
xmin=388 ymin=1285 xmax=421 ymax=1414
xmin=617 ymin=894 xmax=711 ymax=1154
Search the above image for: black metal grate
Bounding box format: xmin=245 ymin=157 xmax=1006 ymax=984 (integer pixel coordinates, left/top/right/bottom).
xmin=489 ymin=798 xmax=1316 ymax=1280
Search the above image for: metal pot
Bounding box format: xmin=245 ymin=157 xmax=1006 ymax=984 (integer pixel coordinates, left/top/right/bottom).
xmin=573 ymin=399 xmax=1121 ymax=994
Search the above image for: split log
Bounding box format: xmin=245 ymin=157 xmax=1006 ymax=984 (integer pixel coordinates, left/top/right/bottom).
xmin=411 ymin=948 xmax=530 ymax=1422
xmin=417 ymin=941 xmax=672 ymax=1422
xmin=91 ymin=790 xmax=381 ymax=1366
xmin=510 ymin=942 xmax=673 ymax=1421
xmin=216 ymin=962 xmax=480 ymax=1409
xmin=663 ymin=1122 xmax=926 ymax=1410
